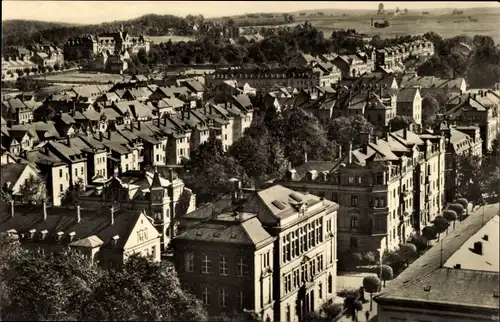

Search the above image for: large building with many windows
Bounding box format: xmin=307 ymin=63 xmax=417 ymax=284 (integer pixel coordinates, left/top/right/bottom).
xmin=172 ymin=184 xmax=339 ymax=321
xmin=277 ymin=127 xmax=445 ymax=257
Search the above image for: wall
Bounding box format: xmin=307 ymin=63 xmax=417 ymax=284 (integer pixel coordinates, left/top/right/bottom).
xmin=50 ymin=164 xmax=70 ymax=206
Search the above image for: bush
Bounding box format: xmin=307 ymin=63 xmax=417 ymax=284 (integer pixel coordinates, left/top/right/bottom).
xmin=409 ymin=235 xmax=428 ymax=252
xmin=338 ymin=251 xmax=363 ymax=270
xmin=448 ymin=203 xmax=464 ymax=217
xmin=433 ymin=216 xmax=450 ymax=238
xmin=320 ymin=301 xmax=343 ymax=320
xmin=378 ymin=265 xmax=393 ymax=287
xmin=337 ymin=288 xmax=359 ymax=298
xmin=422 ymin=225 xmax=437 ymax=241
xmin=456 ymin=198 xmax=468 ymax=210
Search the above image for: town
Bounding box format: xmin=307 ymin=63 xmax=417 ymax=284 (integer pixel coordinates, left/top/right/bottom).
xmin=1 ymin=2 xmax=500 ymax=322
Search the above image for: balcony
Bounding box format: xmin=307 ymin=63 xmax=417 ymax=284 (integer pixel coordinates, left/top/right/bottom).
xmin=372 ymin=206 xmax=389 ymax=215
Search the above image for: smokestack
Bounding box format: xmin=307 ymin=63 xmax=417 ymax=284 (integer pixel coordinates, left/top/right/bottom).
xmin=110 ymin=206 xmax=115 ymax=225
xmin=43 ymin=199 xmax=47 ymax=220
xmin=10 ymin=200 xmax=14 ymax=218
xmin=76 ymin=205 xmax=81 ymax=223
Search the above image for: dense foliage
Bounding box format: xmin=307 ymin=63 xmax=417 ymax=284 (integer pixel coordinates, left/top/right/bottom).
xmin=0 ymin=235 xmax=208 ymax=321
xmin=421 ymin=32 xmax=500 ymax=88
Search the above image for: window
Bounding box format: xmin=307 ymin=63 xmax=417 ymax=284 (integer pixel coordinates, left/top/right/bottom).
xmin=236 ymin=291 xmax=244 ymax=309
xmin=236 ymin=258 xmax=248 ymax=277
xmin=202 ymin=288 xmax=210 ymax=305
xmin=185 ymin=252 xmax=194 ymax=272
xmin=350 ymin=216 xmax=358 ymax=228
xmin=202 ymin=254 xmax=211 ymax=274
xmin=219 ymin=288 xmax=228 ymax=307
xmin=219 ymin=255 xmax=228 ymax=276
xmin=81 ymin=167 xmax=84 ymax=175
xmin=262 ymin=252 xmax=270 ymax=268
xmin=350 ymin=195 xmax=358 ymax=207
xmin=318 ymin=282 xmax=323 ymax=299
xmin=350 ymin=237 xmax=358 ymax=249
xmin=137 ymin=229 xmax=148 ymax=242
xmin=59 ymin=169 xmax=63 ymax=178
xmin=151 ymin=246 xmax=156 ymax=257
xmin=284 ymin=274 xmax=292 ymax=294
xmin=60 ymin=184 xmax=63 ymax=193
xmin=348 ymin=176 xmax=354 ymax=183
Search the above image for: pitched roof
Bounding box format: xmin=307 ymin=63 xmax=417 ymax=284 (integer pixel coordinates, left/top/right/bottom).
xmin=375 ymin=204 xmax=500 ymax=310
xmin=1 ymin=163 xmax=30 ymax=186
xmin=397 ymin=88 xmax=419 ymax=103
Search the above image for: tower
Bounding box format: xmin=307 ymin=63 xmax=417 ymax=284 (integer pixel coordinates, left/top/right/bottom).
xmin=149 ymin=168 xmax=170 ymax=251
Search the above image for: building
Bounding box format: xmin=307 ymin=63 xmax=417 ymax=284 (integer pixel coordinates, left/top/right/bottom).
xmin=375 ymin=203 xmax=500 ymax=322
xmin=0 ymin=202 xmax=161 ymax=268
xmin=64 ymin=26 xmax=151 ymax=60
xmin=445 ymin=90 xmax=500 ymax=152
xmin=78 ymin=168 xmax=195 ymax=251
xmin=277 ymin=128 xmax=446 ymax=255
xmin=434 ymin=122 xmax=483 ymax=203
xmin=173 ymin=184 xmax=339 ymax=321
xmin=205 ymin=67 xmax=321 ymax=93
xmin=1 ymin=163 xmax=43 ymax=202
xmin=396 ymin=87 xmax=422 ymax=126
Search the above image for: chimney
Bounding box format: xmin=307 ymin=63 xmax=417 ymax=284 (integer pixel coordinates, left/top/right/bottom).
xmin=99 ymin=131 xmax=103 ymax=141
xmin=403 ymin=127 xmax=408 ymax=140
xmin=225 ymin=101 xmax=228 ymax=109
xmin=130 ymin=122 xmax=134 ymax=132
xmin=76 ymin=205 xmax=81 ymax=223
xmin=337 ymin=145 xmax=342 ymax=159
xmin=483 ymin=234 xmax=489 ymax=241
xmin=360 ymin=132 xmax=371 ymax=145
xmin=169 ymin=168 xmax=175 ymax=182
xmin=110 ymin=206 xmax=115 ymax=225
xmin=42 ymin=199 xmax=47 ymax=220
xmin=473 ymin=241 xmax=483 ymax=255
xmin=304 ymin=151 xmax=308 ymax=163
xmin=209 ymin=104 xmax=213 ymax=114
xmin=204 ymin=103 xmax=207 ymax=114
xmin=138 ymin=121 xmax=142 ymax=131
xmin=67 ymin=136 xmax=71 ymax=147
xmin=348 ymin=142 xmax=353 ymax=164
xmin=10 ymin=200 xmax=14 ymax=218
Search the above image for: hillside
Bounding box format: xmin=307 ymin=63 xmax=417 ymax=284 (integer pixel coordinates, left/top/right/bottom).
xmin=1 ymin=14 xmax=191 ymax=48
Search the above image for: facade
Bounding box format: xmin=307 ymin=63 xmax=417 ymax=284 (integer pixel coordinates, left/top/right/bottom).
xmin=277 ymin=128 xmax=446 ymax=256
xmin=0 ymin=163 xmax=43 ymax=202
xmin=0 ymin=202 xmax=161 ymax=268
xmin=173 ymin=184 xmax=339 ymax=322
xmin=64 ymin=27 xmax=151 ymax=60
xmin=205 ymin=67 xmax=321 ymax=92
xmin=396 ymin=87 xmax=422 ymax=126
xmin=375 ymin=203 xmax=499 ymax=322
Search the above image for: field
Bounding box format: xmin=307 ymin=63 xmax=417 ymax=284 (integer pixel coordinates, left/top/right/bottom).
xmin=32 ymin=72 xmax=124 ymax=84
xmin=149 ymin=35 xmax=196 ymax=43
xmin=306 ymin=14 xmax=500 ymax=44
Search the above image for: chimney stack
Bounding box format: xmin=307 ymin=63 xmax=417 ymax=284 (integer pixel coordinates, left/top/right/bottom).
xmin=76 ymin=205 xmax=81 ymax=223
xmin=67 ymin=136 xmax=71 ymax=147
xmin=473 ymin=241 xmax=483 ymax=255
xmin=138 ymin=121 xmax=142 ymax=131
xmin=403 ymin=127 xmax=408 ymax=140
xmin=169 ymin=168 xmax=175 ymax=182
xmin=41 ymin=199 xmax=47 ymax=220
xmin=99 ymin=131 xmax=103 ymax=141
xmin=110 ymin=206 xmax=115 ymax=225
xmin=304 ymin=151 xmax=308 ymax=163
xmin=337 ymin=145 xmax=342 ymax=159
xmin=10 ymin=200 xmax=14 ymax=218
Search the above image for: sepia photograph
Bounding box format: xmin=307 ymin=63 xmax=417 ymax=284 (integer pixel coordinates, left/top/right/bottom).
xmin=0 ymin=1 xmax=499 ymax=321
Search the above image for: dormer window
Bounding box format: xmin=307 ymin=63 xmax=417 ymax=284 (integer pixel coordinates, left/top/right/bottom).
xmin=29 ymin=229 xmax=36 ymax=240
xmin=111 ymin=235 xmax=120 ymax=246
xmin=68 ymin=231 xmax=76 ymax=242
xmin=40 ymin=230 xmax=48 ymax=240
xmin=56 ymin=231 xmax=64 ymax=242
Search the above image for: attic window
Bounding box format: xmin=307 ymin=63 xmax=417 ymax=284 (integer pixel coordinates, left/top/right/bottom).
xmin=40 ymin=230 xmax=48 ymax=240
xmin=230 ymin=234 xmax=237 ymax=239
xmin=289 ymin=193 xmax=303 ymax=203
xmin=196 ymin=231 xmax=202 ymax=236
xmin=423 ymin=285 xmax=431 ymax=292
xmin=56 ymin=231 xmax=64 ymax=241
xmin=213 ymin=232 xmax=220 ymax=238
xmin=111 ymin=235 xmax=120 ymax=246
xmin=68 ymin=231 xmax=76 ymax=241
xmin=494 ymin=291 xmax=499 ymax=298
xmin=29 ymin=229 xmax=36 ymax=239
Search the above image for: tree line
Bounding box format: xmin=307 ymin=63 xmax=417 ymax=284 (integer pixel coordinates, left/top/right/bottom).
xmin=419 ymin=32 xmax=500 ymax=88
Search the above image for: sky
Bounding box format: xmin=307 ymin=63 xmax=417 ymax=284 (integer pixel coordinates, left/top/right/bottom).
xmin=2 ymin=1 xmax=498 ymax=24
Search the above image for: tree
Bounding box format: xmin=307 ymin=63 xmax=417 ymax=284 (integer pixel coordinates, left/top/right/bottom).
xmin=398 ymin=243 xmax=418 ymax=267
xmin=379 ymin=265 xmax=393 ymax=287
xmin=388 ymin=115 xmax=414 ymax=132
xmin=422 ymin=226 xmax=437 ymax=243
xmin=327 ymin=115 xmax=374 ymax=148
xmin=54 ymin=63 xmax=60 ymax=71
xmin=320 ymin=302 xmax=343 ymax=320
xmin=19 ymin=174 xmax=47 ymax=204
xmin=46 ymin=65 xmax=54 ymax=73
xmin=282 ymin=108 xmax=336 ymax=166
xmin=456 ymin=198 xmax=469 ymax=211
xmin=409 ymin=235 xmax=428 ymax=253
xmin=60 ymin=177 xmax=85 ymax=207
xmin=433 ymin=216 xmax=449 ymax=240
xmin=485 ymin=166 xmax=500 ymax=203
xmin=0 ymin=232 xmax=21 ymax=312
xmin=16 ymin=69 xmax=24 ymax=77
xmin=82 ymin=255 xmax=208 ymax=321
xmin=443 ymin=209 xmax=458 ymax=229
xmin=448 ymin=203 xmax=465 ymax=218
xmin=421 ymin=94 xmax=441 ymax=127
xmin=362 ymin=276 xmax=381 ymax=311
xmin=183 ymin=137 xmax=246 ymax=204
xmin=1 ymin=249 xmax=102 ymax=321
xmin=31 ymin=67 xmax=38 ymax=74
xmin=455 ymin=153 xmax=485 ymax=204
xmin=137 ymin=48 xmax=149 ymax=65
